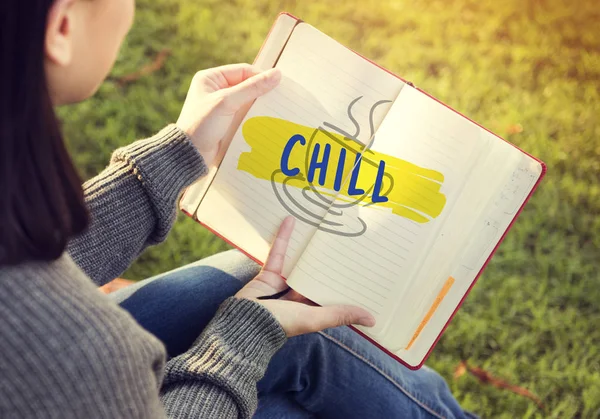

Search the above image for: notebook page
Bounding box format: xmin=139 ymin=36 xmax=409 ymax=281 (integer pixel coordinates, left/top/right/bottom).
xmin=286 ymin=85 xmax=488 ymax=339
xmin=197 ymin=23 xmax=404 ymax=277
xmin=376 ymin=89 xmax=538 ymax=354
xmin=360 ymin=87 xmax=522 ymax=349
xmin=398 ymin=150 xmax=543 ymax=367
xmin=387 ymin=128 xmax=521 ymax=349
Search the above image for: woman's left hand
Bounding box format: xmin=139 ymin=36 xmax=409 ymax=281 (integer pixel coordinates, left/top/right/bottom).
xmin=235 ymin=216 xmax=376 ymax=337
xmin=176 ymin=63 xmax=281 ymax=166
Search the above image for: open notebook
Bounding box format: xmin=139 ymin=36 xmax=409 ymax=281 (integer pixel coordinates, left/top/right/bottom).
xmin=180 ymin=13 xmax=546 ymax=369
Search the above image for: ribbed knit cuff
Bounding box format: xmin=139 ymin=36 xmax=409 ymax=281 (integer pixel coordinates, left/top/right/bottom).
xmin=110 ymin=125 xmax=207 ymax=239
xmin=205 ymin=298 xmax=287 ymax=362
xmin=162 ymin=298 xmax=287 ymax=418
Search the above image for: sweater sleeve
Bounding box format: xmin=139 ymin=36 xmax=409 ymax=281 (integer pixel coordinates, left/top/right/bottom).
xmin=160 ymin=297 xmax=287 ymax=418
xmin=68 ymin=125 xmax=207 ymax=285
xmin=0 ymin=257 xmax=287 ymax=418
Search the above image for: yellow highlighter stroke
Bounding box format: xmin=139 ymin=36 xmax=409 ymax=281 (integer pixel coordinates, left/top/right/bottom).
xmin=237 ymin=116 xmax=447 ymax=223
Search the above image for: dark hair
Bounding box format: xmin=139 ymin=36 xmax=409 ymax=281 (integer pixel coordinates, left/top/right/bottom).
xmin=0 ymin=0 xmax=89 ymax=266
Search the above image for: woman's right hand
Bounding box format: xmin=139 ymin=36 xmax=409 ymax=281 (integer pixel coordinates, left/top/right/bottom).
xmin=176 ymin=63 xmax=281 ymax=166
xmin=235 ymin=217 xmax=376 ymax=337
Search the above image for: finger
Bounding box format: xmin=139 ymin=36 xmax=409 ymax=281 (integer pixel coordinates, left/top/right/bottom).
xmin=263 ymin=216 xmax=295 ymax=274
xmin=253 ymin=271 xmax=289 ymax=293
xmin=192 ymin=64 xmax=262 ymax=93
xmin=222 ymin=68 xmax=282 ymax=110
xmin=304 ymin=305 xmax=376 ymax=333
xmin=210 ymin=63 xmax=262 ymax=88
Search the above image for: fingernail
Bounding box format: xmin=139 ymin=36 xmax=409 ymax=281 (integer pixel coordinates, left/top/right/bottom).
xmin=359 ymin=315 xmax=376 ymax=327
xmin=285 ymin=215 xmax=296 ymax=228
xmin=280 ymin=216 xmax=295 ymax=236
xmin=267 ymin=68 xmax=282 ymax=86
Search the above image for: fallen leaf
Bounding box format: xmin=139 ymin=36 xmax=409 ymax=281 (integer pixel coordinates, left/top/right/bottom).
xmin=455 ymin=360 xmax=545 ymax=412
xmin=454 ymin=360 xmax=467 ymax=379
xmin=507 ymin=123 xmax=524 ymax=134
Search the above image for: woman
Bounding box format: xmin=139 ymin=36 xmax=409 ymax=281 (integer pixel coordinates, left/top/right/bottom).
xmin=0 ymin=0 xmax=474 ymax=417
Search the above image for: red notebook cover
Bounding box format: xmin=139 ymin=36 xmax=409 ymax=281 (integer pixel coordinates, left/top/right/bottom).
xmin=181 ymin=12 xmax=547 ymax=370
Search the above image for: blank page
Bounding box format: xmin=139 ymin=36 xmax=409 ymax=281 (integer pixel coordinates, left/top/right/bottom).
xmin=197 ymin=23 xmax=405 ymax=276
xmin=381 ymin=89 xmax=541 ymax=355
xmin=398 ymin=149 xmax=543 ymax=367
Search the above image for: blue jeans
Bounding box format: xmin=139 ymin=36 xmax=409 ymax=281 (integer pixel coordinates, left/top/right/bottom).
xmin=111 ymin=250 xmax=475 ymax=419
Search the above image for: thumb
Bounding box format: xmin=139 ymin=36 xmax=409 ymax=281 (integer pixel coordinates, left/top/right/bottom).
xmin=221 ymin=68 xmax=282 ymax=110
xmin=307 ymin=305 xmax=376 ymax=332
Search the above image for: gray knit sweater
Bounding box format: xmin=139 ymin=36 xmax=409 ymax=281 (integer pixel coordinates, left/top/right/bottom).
xmin=0 ymin=125 xmax=287 ymax=418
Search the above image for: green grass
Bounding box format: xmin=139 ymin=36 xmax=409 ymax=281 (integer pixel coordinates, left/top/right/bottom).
xmin=59 ymin=0 xmax=600 ymax=417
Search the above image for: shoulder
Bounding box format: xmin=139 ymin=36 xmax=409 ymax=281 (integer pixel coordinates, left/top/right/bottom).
xmin=0 ymin=254 xmax=166 ymax=418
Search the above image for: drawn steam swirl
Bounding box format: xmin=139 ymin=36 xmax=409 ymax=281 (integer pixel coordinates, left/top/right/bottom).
xmin=270 ymin=97 xmax=392 ymax=237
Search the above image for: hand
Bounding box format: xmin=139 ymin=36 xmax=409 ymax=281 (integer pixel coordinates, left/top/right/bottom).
xmin=235 ymin=216 xmax=377 ymax=337
xmin=176 ymin=63 xmax=282 ymax=166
